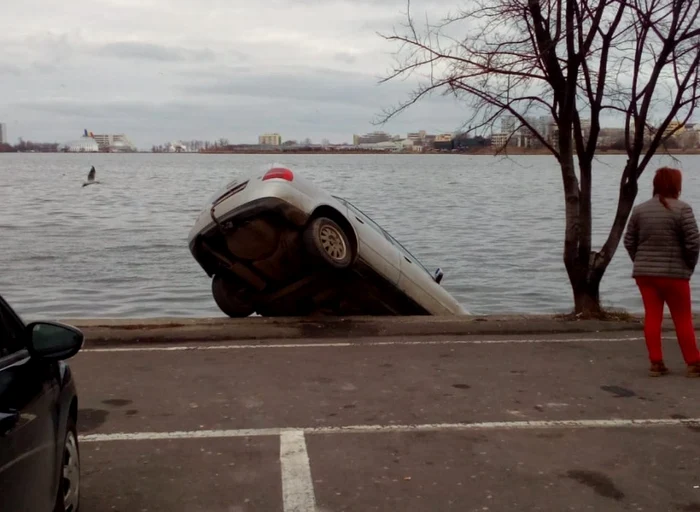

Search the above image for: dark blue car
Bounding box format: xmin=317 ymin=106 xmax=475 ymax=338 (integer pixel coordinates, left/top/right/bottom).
xmin=0 ymin=295 xmax=84 ymax=511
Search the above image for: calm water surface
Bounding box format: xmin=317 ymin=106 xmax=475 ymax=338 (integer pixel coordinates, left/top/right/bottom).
xmin=1 ymin=152 xmax=699 ymax=319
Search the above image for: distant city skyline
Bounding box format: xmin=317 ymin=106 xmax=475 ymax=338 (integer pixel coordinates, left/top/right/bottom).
xmin=2 ymin=115 xmax=697 ymax=153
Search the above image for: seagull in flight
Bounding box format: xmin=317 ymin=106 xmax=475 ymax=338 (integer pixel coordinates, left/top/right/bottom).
xmin=82 ymin=166 xmax=100 ymax=187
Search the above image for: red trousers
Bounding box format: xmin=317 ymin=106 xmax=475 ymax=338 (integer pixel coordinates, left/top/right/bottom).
xmin=635 ymin=276 xmax=700 ymax=365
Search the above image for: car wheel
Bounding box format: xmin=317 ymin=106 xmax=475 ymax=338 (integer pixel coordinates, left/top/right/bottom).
xmin=212 ymin=275 xmax=255 ymax=318
xmin=304 ymin=217 xmax=353 ymax=269
xmin=53 ymin=416 xmax=80 ymax=512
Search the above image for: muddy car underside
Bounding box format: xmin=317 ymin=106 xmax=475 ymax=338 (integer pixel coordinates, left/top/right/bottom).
xmin=191 ymin=205 xmax=428 ymax=317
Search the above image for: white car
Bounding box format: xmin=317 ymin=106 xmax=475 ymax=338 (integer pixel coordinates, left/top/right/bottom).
xmin=188 ymin=165 xmax=467 ymax=317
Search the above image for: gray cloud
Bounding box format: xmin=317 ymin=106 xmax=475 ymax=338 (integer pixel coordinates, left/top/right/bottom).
xmin=0 ymin=63 xmax=22 ymax=76
xmin=334 ymin=52 xmax=358 ymax=64
xmin=182 ymin=67 xmax=398 ymax=107
xmin=0 ymin=0 xmax=470 ymax=147
xmin=19 ymin=100 xmax=161 ymax=119
xmin=97 ymin=42 xmax=216 ymax=62
xmin=32 ymin=62 xmax=59 ymax=74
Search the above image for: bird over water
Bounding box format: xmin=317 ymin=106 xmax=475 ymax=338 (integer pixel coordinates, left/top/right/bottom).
xmin=82 ymin=166 xmax=100 ymax=187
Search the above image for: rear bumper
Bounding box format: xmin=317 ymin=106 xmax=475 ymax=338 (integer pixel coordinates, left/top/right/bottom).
xmin=188 ymin=179 xmax=316 ymax=243
xmin=188 ymin=196 xmax=311 ymax=276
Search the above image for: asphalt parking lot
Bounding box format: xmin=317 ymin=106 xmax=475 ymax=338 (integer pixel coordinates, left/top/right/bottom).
xmin=70 ymin=332 xmax=700 ymax=511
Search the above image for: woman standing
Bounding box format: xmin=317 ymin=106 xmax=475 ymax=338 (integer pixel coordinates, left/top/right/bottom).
xmin=624 ymin=166 xmax=700 ymax=377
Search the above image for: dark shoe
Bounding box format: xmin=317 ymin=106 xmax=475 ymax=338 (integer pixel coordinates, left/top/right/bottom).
xmin=686 ymin=363 xmax=700 ymax=378
xmin=649 ymin=362 xmax=669 ymax=377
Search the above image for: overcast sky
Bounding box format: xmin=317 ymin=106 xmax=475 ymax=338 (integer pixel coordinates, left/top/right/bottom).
xmin=0 ymin=0 xmax=471 ymax=148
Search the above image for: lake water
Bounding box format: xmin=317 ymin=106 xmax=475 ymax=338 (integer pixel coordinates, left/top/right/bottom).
xmin=1 ymin=152 xmax=699 ymax=319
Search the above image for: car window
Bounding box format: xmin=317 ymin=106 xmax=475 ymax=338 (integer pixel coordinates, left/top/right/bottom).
xmin=381 ymin=230 xmax=433 ymax=276
xmin=334 ymin=196 xmax=434 ymax=277
xmin=337 ymin=197 xmax=388 ymax=237
xmin=0 ymin=300 xmax=26 ymax=356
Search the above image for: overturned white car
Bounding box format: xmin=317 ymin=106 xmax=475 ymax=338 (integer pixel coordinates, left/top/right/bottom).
xmin=188 ymin=166 xmax=467 ymax=317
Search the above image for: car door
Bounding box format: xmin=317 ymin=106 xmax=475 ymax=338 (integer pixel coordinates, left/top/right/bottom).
xmin=339 ymin=198 xmax=401 ymax=284
xmin=0 ymin=298 xmax=60 ymax=512
xmin=382 ymin=231 xmax=450 ymax=314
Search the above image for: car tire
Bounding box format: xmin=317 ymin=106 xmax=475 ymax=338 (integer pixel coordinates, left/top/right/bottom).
xmin=303 ymin=217 xmax=353 ymax=269
xmin=212 ymin=275 xmax=255 ymax=318
xmin=53 ymin=416 xmax=80 ymax=512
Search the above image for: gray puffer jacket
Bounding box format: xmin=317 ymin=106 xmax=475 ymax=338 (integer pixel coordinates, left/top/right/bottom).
xmin=624 ymin=196 xmax=700 ymax=279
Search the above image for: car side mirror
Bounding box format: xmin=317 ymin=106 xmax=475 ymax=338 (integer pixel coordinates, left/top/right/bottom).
xmin=26 ymin=322 xmax=84 ymax=361
xmin=434 ymin=268 xmax=444 ymax=284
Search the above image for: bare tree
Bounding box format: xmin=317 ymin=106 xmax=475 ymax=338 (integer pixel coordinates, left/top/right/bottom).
xmin=380 ymin=0 xmax=700 ymax=316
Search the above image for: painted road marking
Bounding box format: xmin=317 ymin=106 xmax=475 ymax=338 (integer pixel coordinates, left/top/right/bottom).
xmin=280 ymin=430 xmax=317 ymax=512
xmin=79 ymin=417 xmax=700 ymax=443
xmin=82 ymin=336 xmax=647 ymax=353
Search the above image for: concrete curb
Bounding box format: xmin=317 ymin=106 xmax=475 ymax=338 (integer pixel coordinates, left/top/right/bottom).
xmin=54 ymin=314 xmax=670 ymax=346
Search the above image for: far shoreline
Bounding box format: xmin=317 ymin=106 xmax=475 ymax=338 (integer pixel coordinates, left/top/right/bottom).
xmin=193 ymin=148 xmax=700 ymax=156
xmin=4 ymin=148 xmax=700 ymax=156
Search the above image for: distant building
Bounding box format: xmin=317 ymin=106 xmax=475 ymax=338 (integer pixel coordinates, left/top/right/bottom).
xmin=259 ymin=133 xmax=282 ymax=146
xmin=91 ymin=133 xmax=136 ymax=152
xmin=454 ymin=134 xmax=489 ymax=150
xmin=63 ymin=129 xmax=135 ymax=152
xmin=65 ymin=136 xmax=100 ymax=152
xmin=531 ymin=116 xmax=552 ymax=141
xmin=358 ymin=140 xmax=400 ymax=151
xmin=596 ymin=127 xmax=626 ymax=148
xmin=515 ymin=125 xmax=533 ymax=148
xmin=407 ymin=131 xmax=427 ymax=142
xmin=405 ymin=130 xmax=438 ymax=149
xmin=0 ymin=123 xmax=6 ymax=144
xmin=491 ymin=114 xmax=566 ymax=149
xmin=678 ymin=129 xmax=700 ymax=149
xmin=501 ymin=116 xmax=518 ymax=135
xmin=432 ymin=133 xmax=454 ymax=151
xmin=491 ymin=133 xmax=510 ymax=149
xmin=400 ymin=139 xmax=413 ymax=151
xmin=662 ymin=120 xmax=685 ymax=138
xmin=353 ymin=131 xmax=393 ymax=145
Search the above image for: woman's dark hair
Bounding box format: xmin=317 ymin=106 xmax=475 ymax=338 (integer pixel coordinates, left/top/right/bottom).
xmin=652 ymin=167 xmax=682 ymax=209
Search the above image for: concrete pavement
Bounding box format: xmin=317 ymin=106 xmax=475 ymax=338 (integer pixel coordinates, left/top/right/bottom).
xmin=59 ymin=314 xmax=657 ymax=345
xmin=71 ymin=332 xmax=700 ymax=511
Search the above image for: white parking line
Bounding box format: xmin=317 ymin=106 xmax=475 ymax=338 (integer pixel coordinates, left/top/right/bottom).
xmin=280 ymin=431 xmax=317 ymax=512
xmin=82 ymin=336 xmax=646 ymax=352
xmin=78 ymin=417 xmax=700 ymax=443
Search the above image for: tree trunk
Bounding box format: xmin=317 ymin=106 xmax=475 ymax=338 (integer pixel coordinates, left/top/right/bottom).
xmin=569 ymin=256 xmax=605 ymax=316
xmin=570 ymin=169 xmax=639 ymax=317
xmin=598 ymin=169 xmax=639 ymax=265
xmin=573 ymin=276 xmax=602 ymax=316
